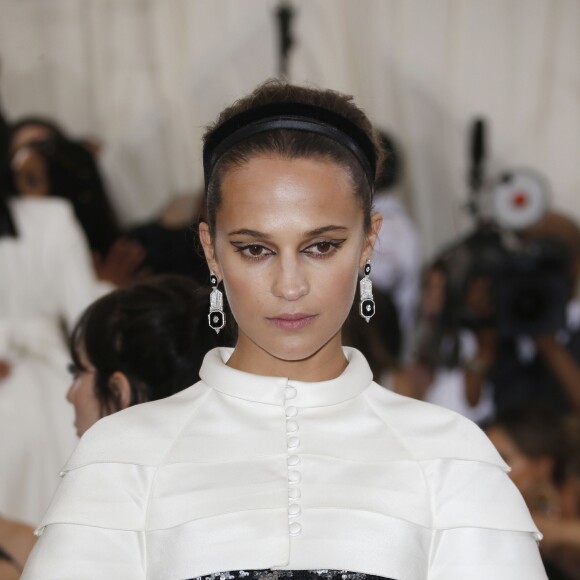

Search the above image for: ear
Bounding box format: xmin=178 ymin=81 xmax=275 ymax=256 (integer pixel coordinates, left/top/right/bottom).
xmin=360 ymin=211 xmax=383 ymax=268
xmin=108 ymin=371 xmax=132 ymax=412
xmin=198 ymin=221 xmax=223 ymax=280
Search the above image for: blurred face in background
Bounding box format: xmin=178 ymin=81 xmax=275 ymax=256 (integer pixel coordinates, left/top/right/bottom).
xmin=421 ymin=266 xmax=446 ymax=318
xmin=66 ymin=345 xmax=102 ymax=437
xmin=11 ymin=146 xmax=50 ymax=197
xmin=9 ymin=123 xmax=55 ymax=155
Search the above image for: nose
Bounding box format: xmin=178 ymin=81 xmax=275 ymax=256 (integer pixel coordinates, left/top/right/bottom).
xmin=271 ymin=254 xmax=309 ymax=301
xmin=66 ymin=382 xmax=75 ymax=404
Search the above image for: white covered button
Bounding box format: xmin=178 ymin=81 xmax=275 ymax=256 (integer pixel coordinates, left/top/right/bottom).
xmin=288 ymin=487 xmax=301 ymax=499
xmin=288 ymin=470 xmax=301 ymax=484
xmin=285 ymin=386 xmax=297 ymax=400
xmin=288 ymin=503 xmax=301 ymax=516
xmin=286 ymin=420 xmax=299 ymax=433
xmin=287 ymin=455 xmax=300 ymax=466
xmin=289 ymin=522 xmax=302 ymax=536
xmin=285 ymin=406 xmax=298 ymax=417
xmin=287 ymin=436 xmax=300 ymax=449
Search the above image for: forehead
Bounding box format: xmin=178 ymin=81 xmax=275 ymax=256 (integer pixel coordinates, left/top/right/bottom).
xmin=217 ymin=155 xmax=362 ymax=232
xmin=11 ymin=124 xmax=55 ymax=152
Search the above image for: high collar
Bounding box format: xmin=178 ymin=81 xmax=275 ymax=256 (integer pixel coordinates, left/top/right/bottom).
xmin=199 ymin=347 xmax=374 ymax=407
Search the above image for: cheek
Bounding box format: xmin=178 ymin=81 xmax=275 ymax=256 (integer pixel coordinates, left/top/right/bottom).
xmin=324 ymin=262 xmax=359 ymax=313
xmin=76 ymin=378 xmax=101 ymax=416
xmin=222 ymin=263 xmax=269 ymax=317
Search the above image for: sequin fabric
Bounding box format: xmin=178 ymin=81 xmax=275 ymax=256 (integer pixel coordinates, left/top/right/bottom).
xmin=187 ymin=570 xmax=395 ymax=580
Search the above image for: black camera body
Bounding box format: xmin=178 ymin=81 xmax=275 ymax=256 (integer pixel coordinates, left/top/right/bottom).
xmin=496 ymin=238 xmax=570 ymax=337
xmin=439 ymin=228 xmax=571 ymax=338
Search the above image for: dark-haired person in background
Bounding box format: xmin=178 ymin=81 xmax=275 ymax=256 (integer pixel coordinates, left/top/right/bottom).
xmin=369 ymin=131 xmax=421 ymax=357
xmin=11 ymin=135 xmax=120 ymax=258
xmin=66 ymin=275 xmax=227 ymax=437
xmin=486 ymin=406 xmax=580 ymax=579
xmin=0 ymin=275 xmax=227 ymax=576
xmin=4 ymin=116 xmax=148 ymax=289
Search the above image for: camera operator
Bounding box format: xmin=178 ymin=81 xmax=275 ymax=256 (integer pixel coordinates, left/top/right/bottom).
xmin=408 ymin=259 xmax=495 ymax=424
xmin=465 ymin=211 xmax=580 ymax=416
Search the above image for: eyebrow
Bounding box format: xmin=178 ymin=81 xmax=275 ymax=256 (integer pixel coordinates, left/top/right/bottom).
xmin=227 ymin=225 xmax=349 ymax=238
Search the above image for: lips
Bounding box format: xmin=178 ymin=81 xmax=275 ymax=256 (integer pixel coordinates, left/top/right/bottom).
xmin=266 ymin=313 xmax=318 ymax=330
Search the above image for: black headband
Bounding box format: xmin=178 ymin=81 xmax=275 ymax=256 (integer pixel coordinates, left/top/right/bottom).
xmin=203 ymin=102 xmax=377 ymax=192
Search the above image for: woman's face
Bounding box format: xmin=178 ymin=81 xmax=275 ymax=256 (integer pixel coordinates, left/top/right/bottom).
xmin=200 ymin=154 xmax=381 ymax=378
xmin=9 ymin=124 xmax=55 ymax=155
xmin=11 ymin=147 xmax=50 ymax=197
xmin=66 ymin=346 xmax=102 ymax=437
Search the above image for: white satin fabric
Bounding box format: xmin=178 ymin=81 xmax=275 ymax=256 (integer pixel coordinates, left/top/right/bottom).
xmin=0 ymin=198 xmax=105 ymax=525
xmin=23 ymin=347 xmax=546 ymax=579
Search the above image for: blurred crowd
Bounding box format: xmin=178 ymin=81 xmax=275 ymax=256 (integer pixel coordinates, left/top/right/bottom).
xmin=0 ymin=98 xmax=579 ymax=578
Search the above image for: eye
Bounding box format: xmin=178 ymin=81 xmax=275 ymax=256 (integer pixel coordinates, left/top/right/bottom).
xmin=302 ymin=239 xmax=346 ymax=258
xmin=313 ymin=242 xmax=333 ymax=254
xmin=67 ymin=363 xmax=80 ymax=378
xmin=247 ymin=245 xmax=266 ymax=257
xmin=232 ymin=243 xmax=275 ymax=261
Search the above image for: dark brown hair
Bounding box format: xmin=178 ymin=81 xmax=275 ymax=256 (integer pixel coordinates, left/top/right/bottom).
xmin=70 ymin=275 xmax=223 ymax=415
xmin=485 ymin=406 xmax=570 ymax=486
xmin=203 ymin=80 xmax=385 ymax=234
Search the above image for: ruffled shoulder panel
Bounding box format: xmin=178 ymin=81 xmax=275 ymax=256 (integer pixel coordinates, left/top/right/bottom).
xmin=422 ymin=458 xmax=541 ymax=541
xmin=63 ymin=381 xmax=211 ymax=472
xmin=36 ymin=383 xmax=212 ymax=535
xmin=362 ymin=383 xmax=508 ymax=469
xmin=363 ymin=384 xmax=540 ymax=541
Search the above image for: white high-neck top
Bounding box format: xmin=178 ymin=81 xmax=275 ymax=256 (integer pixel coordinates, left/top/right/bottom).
xmin=23 ymin=348 xmax=546 ymax=580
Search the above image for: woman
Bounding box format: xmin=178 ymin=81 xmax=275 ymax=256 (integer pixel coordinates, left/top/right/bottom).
xmin=0 ymin=276 xmax=222 ymax=576
xmin=11 ymin=136 xmax=121 ymax=259
xmin=23 ymin=81 xmax=545 ymax=579
xmin=0 ymin=188 xmax=105 ymax=525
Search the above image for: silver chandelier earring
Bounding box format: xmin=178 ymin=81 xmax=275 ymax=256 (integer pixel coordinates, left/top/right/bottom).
xmin=359 ymin=260 xmax=376 ymax=323
xmin=208 ymin=271 xmax=226 ymax=333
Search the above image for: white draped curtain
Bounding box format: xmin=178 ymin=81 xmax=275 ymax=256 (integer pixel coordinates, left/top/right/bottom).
xmin=0 ymin=0 xmax=578 ymax=256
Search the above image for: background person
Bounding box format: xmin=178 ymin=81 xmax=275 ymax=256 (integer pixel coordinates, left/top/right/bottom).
xmin=0 ymin=188 xmax=105 ymax=525
xmin=462 ymin=212 xmax=580 ymax=417
xmin=0 ymin=275 xmax=225 ymax=576
xmin=370 ymin=131 xmax=421 ymax=355
xmin=486 ymin=406 xmax=580 ymax=579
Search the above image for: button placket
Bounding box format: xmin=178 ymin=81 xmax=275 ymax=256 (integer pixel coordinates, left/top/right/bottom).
xmin=284 ymin=384 xmax=302 ymax=536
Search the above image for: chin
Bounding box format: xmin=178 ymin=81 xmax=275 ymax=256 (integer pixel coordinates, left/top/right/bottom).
xmin=265 ymin=335 xmax=337 ymax=364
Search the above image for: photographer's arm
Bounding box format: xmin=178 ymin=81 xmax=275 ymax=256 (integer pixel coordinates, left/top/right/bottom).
xmin=535 ymin=336 xmax=580 ymax=413
xmin=0 ymin=516 xmax=36 ymax=571
xmin=0 ymin=559 xmax=20 ymax=580
xmin=534 ymin=515 xmax=580 ymax=553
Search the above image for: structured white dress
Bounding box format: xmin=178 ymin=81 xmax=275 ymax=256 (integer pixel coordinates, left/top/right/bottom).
xmin=23 ymin=347 xmax=546 ymax=579
xmin=0 ymin=197 xmax=105 ymax=525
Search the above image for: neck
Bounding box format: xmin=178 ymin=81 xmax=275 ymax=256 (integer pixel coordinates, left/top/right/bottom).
xmin=226 ymin=332 xmax=348 ymax=382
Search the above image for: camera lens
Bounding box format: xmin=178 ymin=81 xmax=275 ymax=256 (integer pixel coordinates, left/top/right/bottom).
xmin=511 ymin=286 xmax=546 ymax=322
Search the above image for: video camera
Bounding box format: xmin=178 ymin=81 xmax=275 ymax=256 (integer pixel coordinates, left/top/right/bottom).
xmin=435 ymin=120 xmax=572 ymax=339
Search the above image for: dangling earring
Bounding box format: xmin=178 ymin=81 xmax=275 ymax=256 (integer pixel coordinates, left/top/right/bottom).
xmin=208 ymin=271 xmax=226 ymax=333
xmin=359 ymin=260 xmax=375 ymax=323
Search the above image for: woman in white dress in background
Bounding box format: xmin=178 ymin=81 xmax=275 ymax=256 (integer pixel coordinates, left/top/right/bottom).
xmin=0 ymin=186 xmax=104 ymax=525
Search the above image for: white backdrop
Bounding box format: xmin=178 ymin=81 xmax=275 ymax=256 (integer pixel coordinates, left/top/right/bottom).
xmin=0 ymin=0 xmax=578 ymax=256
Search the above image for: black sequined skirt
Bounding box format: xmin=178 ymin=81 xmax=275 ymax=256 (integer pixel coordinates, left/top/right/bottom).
xmin=188 ymin=570 xmax=395 ymax=580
